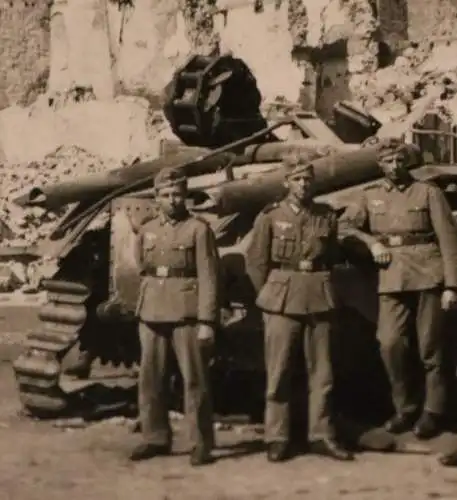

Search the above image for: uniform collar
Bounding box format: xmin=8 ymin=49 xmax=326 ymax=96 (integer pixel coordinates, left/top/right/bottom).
xmin=288 ymin=201 xmax=301 ymax=215
xmin=159 ymin=209 xmax=189 ymax=226
xmin=285 ymin=196 xmax=311 ymax=215
xmin=382 ymin=177 xmax=412 ymax=193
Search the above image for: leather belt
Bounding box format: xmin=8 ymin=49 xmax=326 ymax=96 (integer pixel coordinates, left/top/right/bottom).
xmin=272 ymin=260 xmax=330 ymax=272
xmin=144 ymin=266 xmax=197 ymax=278
xmin=377 ymin=233 xmax=436 ymax=247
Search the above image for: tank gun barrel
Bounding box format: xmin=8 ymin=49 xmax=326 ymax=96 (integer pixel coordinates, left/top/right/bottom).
xmin=193 ymin=143 xmax=422 ymax=216
xmin=14 ymin=117 xmax=336 ymax=212
xmin=14 ymin=150 xmax=212 ymax=210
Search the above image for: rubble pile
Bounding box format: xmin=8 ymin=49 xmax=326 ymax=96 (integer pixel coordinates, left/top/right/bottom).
xmin=182 ymin=0 xmax=219 ymax=55
xmin=0 ymin=146 xmax=124 ymax=247
xmin=342 ymin=0 xmax=378 ymax=80
xmin=351 ymin=41 xmax=457 ymax=122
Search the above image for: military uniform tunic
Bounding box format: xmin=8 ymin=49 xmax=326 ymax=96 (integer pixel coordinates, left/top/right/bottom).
xmin=339 ymin=179 xmax=457 ymax=416
xmin=246 ymin=198 xmax=340 ymax=443
xmin=135 ymin=210 xmax=219 ymax=451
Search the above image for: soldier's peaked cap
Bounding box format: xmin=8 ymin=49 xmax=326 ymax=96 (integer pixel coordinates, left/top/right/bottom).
xmin=154 ymin=167 xmax=187 ymax=190
xmin=282 ymin=150 xmax=322 ymax=178
xmin=376 ymin=137 xmax=422 ymax=167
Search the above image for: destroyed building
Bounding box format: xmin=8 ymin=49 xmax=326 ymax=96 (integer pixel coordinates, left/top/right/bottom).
xmin=1 ymin=0 xmax=457 ymax=283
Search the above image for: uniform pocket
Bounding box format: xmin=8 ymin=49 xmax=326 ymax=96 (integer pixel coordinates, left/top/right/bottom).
xmin=142 ymin=232 xmax=157 ymax=249
xmin=179 ymin=278 xmax=198 ymax=292
xmin=179 ymin=278 xmax=199 ymax=318
xmin=272 ymin=228 xmax=296 ymax=260
xmin=406 ymin=206 xmax=431 ymax=231
xmin=142 ymin=235 xmax=156 ymax=264
xmin=368 ymin=207 xmax=387 ymax=232
xmin=302 ymin=229 xmax=330 ymax=259
xmin=170 ymin=242 xmax=195 ymax=269
xmin=256 ymin=273 xmax=290 ymax=312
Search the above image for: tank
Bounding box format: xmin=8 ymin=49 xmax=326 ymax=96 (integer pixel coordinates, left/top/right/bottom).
xmin=10 ymin=54 xmax=457 ymax=444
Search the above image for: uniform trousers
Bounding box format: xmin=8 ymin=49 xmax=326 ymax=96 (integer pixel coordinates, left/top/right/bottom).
xmin=263 ymin=311 xmax=335 ymax=444
xmin=138 ymin=321 xmax=214 ymax=451
xmin=377 ymin=288 xmax=446 ymax=416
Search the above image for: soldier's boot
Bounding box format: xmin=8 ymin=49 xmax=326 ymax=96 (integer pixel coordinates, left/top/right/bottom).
xmin=64 ymin=350 xmax=94 ymax=380
xmin=438 ymin=448 xmax=457 ymax=467
xmin=189 ymin=446 xmax=214 ymax=467
xmin=130 ymin=419 xmax=141 ymax=433
xmin=129 ymin=443 xmax=171 ymax=462
xmin=312 ymin=438 xmax=354 ymax=461
xmin=334 ymin=414 xmax=398 ymax=453
xmin=413 ymin=412 xmax=445 ymax=440
xmin=384 ymin=412 xmax=418 ymax=434
xmin=266 ymin=442 xmax=290 ymax=463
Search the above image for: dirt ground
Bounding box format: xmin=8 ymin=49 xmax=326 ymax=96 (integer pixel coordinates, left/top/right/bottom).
xmin=0 ymin=304 xmax=457 ymax=500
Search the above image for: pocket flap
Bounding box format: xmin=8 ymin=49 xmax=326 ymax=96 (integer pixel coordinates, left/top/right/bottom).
xmin=171 ymin=242 xmax=194 ymax=250
xmin=143 ymin=232 xmax=157 ymax=249
xmin=274 ymin=230 xmax=295 ymax=240
xmin=179 ymin=279 xmax=197 ymax=291
xmin=369 ymin=206 xmax=386 ymax=215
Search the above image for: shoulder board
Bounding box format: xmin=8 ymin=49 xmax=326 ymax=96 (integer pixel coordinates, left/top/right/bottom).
xmin=133 ymin=213 xmax=157 ymax=232
xmin=417 ymin=179 xmax=437 ymax=188
xmin=419 ymin=180 xmax=445 ymax=195
xmin=192 ymin=214 xmax=211 ymax=227
xmin=312 ymin=201 xmax=333 ymax=214
xmin=140 ymin=212 xmax=159 ymax=224
xmin=261 ymin=202 xmax=279 ymax=214
xmin=363 ymin=183 xmax=382 ymax=191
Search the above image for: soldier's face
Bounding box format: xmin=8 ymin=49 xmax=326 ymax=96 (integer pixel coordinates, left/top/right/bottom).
xmin=286 ymin=174 xmax=314 ymax=203
xmin=379 ymin=153 xmax=408 ymax=183
xmin=156 ymin=184 xmax=187 ymax=217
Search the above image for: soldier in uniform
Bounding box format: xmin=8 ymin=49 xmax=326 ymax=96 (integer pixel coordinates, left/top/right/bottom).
xmin=339 ymin=138 xmax=457 ymax=439
xmin=129 ymin=166 xmax=219 ymax=466
xmin=245 ymin=152 xmax=354 ymax=463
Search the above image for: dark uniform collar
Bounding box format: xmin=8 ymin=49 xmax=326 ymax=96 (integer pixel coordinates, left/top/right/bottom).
xmin=159 ymin=209 xmax=189 ymax=226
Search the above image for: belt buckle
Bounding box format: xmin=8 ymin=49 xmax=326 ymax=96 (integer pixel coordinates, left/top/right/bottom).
xmin=388 ymin=235 xmax=403 ymax=247
xmin=156 ymin=266 xmax=169 ymax=278
xmin=298 ymin=260 xmax=313 ymax=272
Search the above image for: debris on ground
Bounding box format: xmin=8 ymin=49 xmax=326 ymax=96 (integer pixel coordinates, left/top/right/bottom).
xmin=352 ymin=41 xmax=457 ymax=124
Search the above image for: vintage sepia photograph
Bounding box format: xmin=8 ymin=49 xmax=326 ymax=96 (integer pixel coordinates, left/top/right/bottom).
xmin=1 ymin=0 xmax=457 ymax=498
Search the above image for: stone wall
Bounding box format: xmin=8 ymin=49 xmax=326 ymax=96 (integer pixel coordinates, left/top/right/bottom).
xmin=3 ymin=0 xmax=457 ymax=118
xmin=0 ymin=0 xmax=51 ymax=110
xmin=407 ymin=0 xmax=457 ymax=41
xmin=377 ymin=0 xmax=408 ymax=52
xmin=0 ymin=0 xmax=378 ymax=115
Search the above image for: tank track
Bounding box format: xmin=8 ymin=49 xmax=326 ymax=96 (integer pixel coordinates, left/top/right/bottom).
xmin=13 ymin=279 xmax=91 ymax=418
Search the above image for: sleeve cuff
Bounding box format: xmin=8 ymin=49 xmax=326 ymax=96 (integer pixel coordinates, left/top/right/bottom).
xmin=197 ymin=319 xmax=218 ymax=327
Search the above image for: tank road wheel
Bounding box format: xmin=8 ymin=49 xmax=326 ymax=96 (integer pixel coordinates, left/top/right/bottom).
xmin=162 ymin=53 xmax=270 ymax=148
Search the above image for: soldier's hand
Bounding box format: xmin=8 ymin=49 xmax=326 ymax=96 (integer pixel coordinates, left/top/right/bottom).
xmin=370 ymin=242 xmax=391 ymax=265
xmin=441 ymin=289 xmax=457 ymax=311
xmin=197 ymin=324 xmax=215 ymax=346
